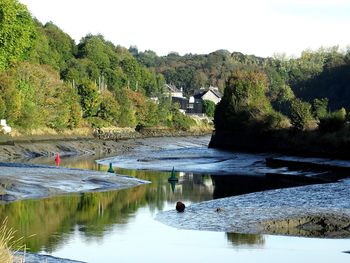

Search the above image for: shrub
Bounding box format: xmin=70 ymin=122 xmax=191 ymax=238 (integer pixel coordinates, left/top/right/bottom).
xmin=290 ymin=99 xmax=313 ymax=131
xmin=85 ymin=117 xmax=110 ymax=128
xmin=171 ymin=111 xmax=195 ymax=131
xmin=318 ymin=108 xmax=347 ymax=132
xmin=202 ymin=100 xmax=216 ymax=117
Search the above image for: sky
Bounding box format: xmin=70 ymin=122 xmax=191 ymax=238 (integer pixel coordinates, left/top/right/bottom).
xmin=19 ymin=0 xmax=350 ymax=57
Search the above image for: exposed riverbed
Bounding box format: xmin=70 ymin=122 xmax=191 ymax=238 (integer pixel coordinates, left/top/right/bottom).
xmin=0 ymin=136 xmax=349 ymax=262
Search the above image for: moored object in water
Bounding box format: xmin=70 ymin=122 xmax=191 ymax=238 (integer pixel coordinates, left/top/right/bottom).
xmin=107 ymin=163 xmax=114 ymax=173
xmin=168 ymin=167 xmax=178 ymax=181
xmin=176 ymin=201 xmax=185 ymax=212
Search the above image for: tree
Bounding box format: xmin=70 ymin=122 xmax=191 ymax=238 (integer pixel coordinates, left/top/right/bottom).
xmin=77 ymin=35 xmax=113 ymax=70
xmin=0 ymin=62 xmax=83 ymax=129
xmin=97 ymin=90 xmax=119 ymax=124
xmin=0 ymin=0 xmax=36 ymax=70
xmin=214 ymin=70 xmax=272 ymax=131
xmin=202 ymin=100 xmax=216 ymax=118
xmin=116 ymin=88 xmax=136 ymax=127
xmin=77 ymin=80 xmax=100 ymax=118
xmin=290 ymin=99 xmax=313 ymax=131
xmin=313 ymin=98 xmax=328 ymax=119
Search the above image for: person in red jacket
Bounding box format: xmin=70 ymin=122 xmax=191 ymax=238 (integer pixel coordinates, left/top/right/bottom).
xmin=55 ymin=153 xmax=61 ymax=166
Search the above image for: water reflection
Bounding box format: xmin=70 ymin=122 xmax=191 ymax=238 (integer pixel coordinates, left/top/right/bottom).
xmin=226 ymin=233 xmax=265 ymax=248
xmin=1 ymin=155 xmax=331 ymax=254
xmin=0 ymin=165 xmax=216 ymax=253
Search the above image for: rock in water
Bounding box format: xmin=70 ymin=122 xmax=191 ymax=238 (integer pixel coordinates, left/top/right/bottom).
xmin=176 ymin=201 xmax=185 ymax=212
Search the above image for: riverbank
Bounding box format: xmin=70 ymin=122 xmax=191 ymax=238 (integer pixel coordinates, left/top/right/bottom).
xmin=0 ymin=127 xmax=212 ymax=162
xmin=209 ymin=129 xmax=350 ymax=160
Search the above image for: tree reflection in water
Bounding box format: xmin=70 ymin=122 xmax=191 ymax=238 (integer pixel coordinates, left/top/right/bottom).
xmin=0 ymin=163 xmax=214 ymax=253
xmin=226 ymin=233 xmax=265 ymax=247
xmin=0 ymin=155 xmax=326 ymax=254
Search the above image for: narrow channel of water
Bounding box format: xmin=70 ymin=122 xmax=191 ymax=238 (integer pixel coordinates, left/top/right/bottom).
xmin=1 ymin=137 xmax=349 ymax=262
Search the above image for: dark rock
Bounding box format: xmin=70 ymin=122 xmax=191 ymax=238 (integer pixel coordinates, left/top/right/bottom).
xmin=176 ymin=201 xmax=186 ymax=212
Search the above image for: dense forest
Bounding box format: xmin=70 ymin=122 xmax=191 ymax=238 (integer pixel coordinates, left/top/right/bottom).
xmin=0 ymin=0 xmax=198 ymax=132
xmin=1 ymin=0 xmax=350 ymax=136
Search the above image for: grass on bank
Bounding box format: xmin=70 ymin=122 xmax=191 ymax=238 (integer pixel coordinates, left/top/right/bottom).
xmin=0 ymin=218 xmax=26 ymax=263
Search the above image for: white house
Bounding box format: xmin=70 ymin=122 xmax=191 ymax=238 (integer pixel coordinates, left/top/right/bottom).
xmin=193 ymin=86 xmax=222 ymax=105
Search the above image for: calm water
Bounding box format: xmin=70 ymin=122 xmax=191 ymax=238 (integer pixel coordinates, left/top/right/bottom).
xmin=1 ymin=138 xmax=349 ymax=263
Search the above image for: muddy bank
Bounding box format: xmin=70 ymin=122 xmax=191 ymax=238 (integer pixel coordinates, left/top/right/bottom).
xmin=0 ymin=128 xmax=212 ymax=162
xmin=0 ymin=162 xmax=149 ymax=203
xmin=0 ymin=138 xmax=130 ymax=162
xmin=156 ymin=178 xmax=350 ymax=238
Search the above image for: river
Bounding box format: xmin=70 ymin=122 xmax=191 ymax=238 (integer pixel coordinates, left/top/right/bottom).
xmin=0 ymin=136 xmax=349 ymax=262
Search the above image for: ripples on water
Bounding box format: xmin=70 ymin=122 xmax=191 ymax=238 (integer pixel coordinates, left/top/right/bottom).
xmin=1 ymin=136 xmax=349 ymax=262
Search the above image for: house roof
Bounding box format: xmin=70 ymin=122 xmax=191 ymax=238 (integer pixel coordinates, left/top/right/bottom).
xmin=210 ymin=88 xmax=222 ymax=98
xmin=164 ymin=84 xmax=182 ymax=93
xmin=193 ymin=87 xmax=222 ymax=100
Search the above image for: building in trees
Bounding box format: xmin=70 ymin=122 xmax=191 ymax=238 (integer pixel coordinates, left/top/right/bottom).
xmin=193 ymin=86 xmax=222 ymax=105
xmin=186 ymin=86 xmax=222 ymax=114
xmin=164 ymin=84 xmax=184 ymax=98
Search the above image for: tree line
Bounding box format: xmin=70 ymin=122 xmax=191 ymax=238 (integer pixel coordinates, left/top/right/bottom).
xmin=131 ymin=45 xmax=350 ymax=133
xmin=0 ymin=0 xmax=196 ymax=132
xmin=1 ymin=0 xmax=350 ymax=134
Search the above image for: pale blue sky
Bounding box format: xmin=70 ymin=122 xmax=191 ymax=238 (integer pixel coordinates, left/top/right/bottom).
xmin=20 ymin=0 xmax=350 ymax=57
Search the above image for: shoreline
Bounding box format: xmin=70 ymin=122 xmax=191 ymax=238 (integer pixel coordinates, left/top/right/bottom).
xmin=209 ymin=129 xmax=350 ymax=160
xmin=0 ymin=127 xmax=212 ymax=162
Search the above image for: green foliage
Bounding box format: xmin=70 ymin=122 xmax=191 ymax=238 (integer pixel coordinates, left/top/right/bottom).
xmin=0 ymin=0 xmax=36 ymax=70
xmin=77 ymin=80 xmax=100 ymax=118
xmin=313 ymin=98 xmax=329 ymax=119
xmin=214 ymin=70 xmax=272 ymax=131
xmin=85 ymin=117 xmax=110 ymax=128
xmin=0 ymin=97 xmax=5 ymax=118
xmin=290 ymin=99 xmax=313 ymax=131
xmin=116 ymin=89 xmax=136 ymax=127
xmin=142 ymin=101 xmax=160 ymax=127
xmin=0 ymin=62 xmax=83 ymax=129
xmin=262 ymin=111 xmax=290 ymax=130
xmin=62 ymin=58 xmax=99 ymax=85
xmin=97 ymin=90 xmax=119 ymax=124
xmin=318 ymin=108 xmax=347 ymax=133
xmin=15 ymin=0 xmax=350 ymax=135
xmin=77 ymin=34 xmax=116 ymax=70
xmin=202 ymin=100 xmax=216 ymax=117
xmin=170 ymin=108 xmax=195 ymax=131
xmin=30 ymin=21 xmax=75 ymax=71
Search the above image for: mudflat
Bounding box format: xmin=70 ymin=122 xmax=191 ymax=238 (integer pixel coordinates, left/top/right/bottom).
xmin=0 ymin=162 xmax=149 ymax=203
xmin=156 ymin=177 xmax=350 ymax=238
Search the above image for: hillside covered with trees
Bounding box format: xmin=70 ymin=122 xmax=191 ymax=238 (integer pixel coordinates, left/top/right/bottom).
xmin=1 ymin=0 xmax=350 ymax=142
xmin=0 ymin=0 xmax=200 ymax=133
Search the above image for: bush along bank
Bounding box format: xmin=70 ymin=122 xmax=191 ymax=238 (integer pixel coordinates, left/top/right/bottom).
xmin=209 ymin=127 xmax=350 ymax=160
xmin=93 ymin=126 xmax=213 ymax=141
xmin=209 ymin=69 xmax=350 ymax=160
